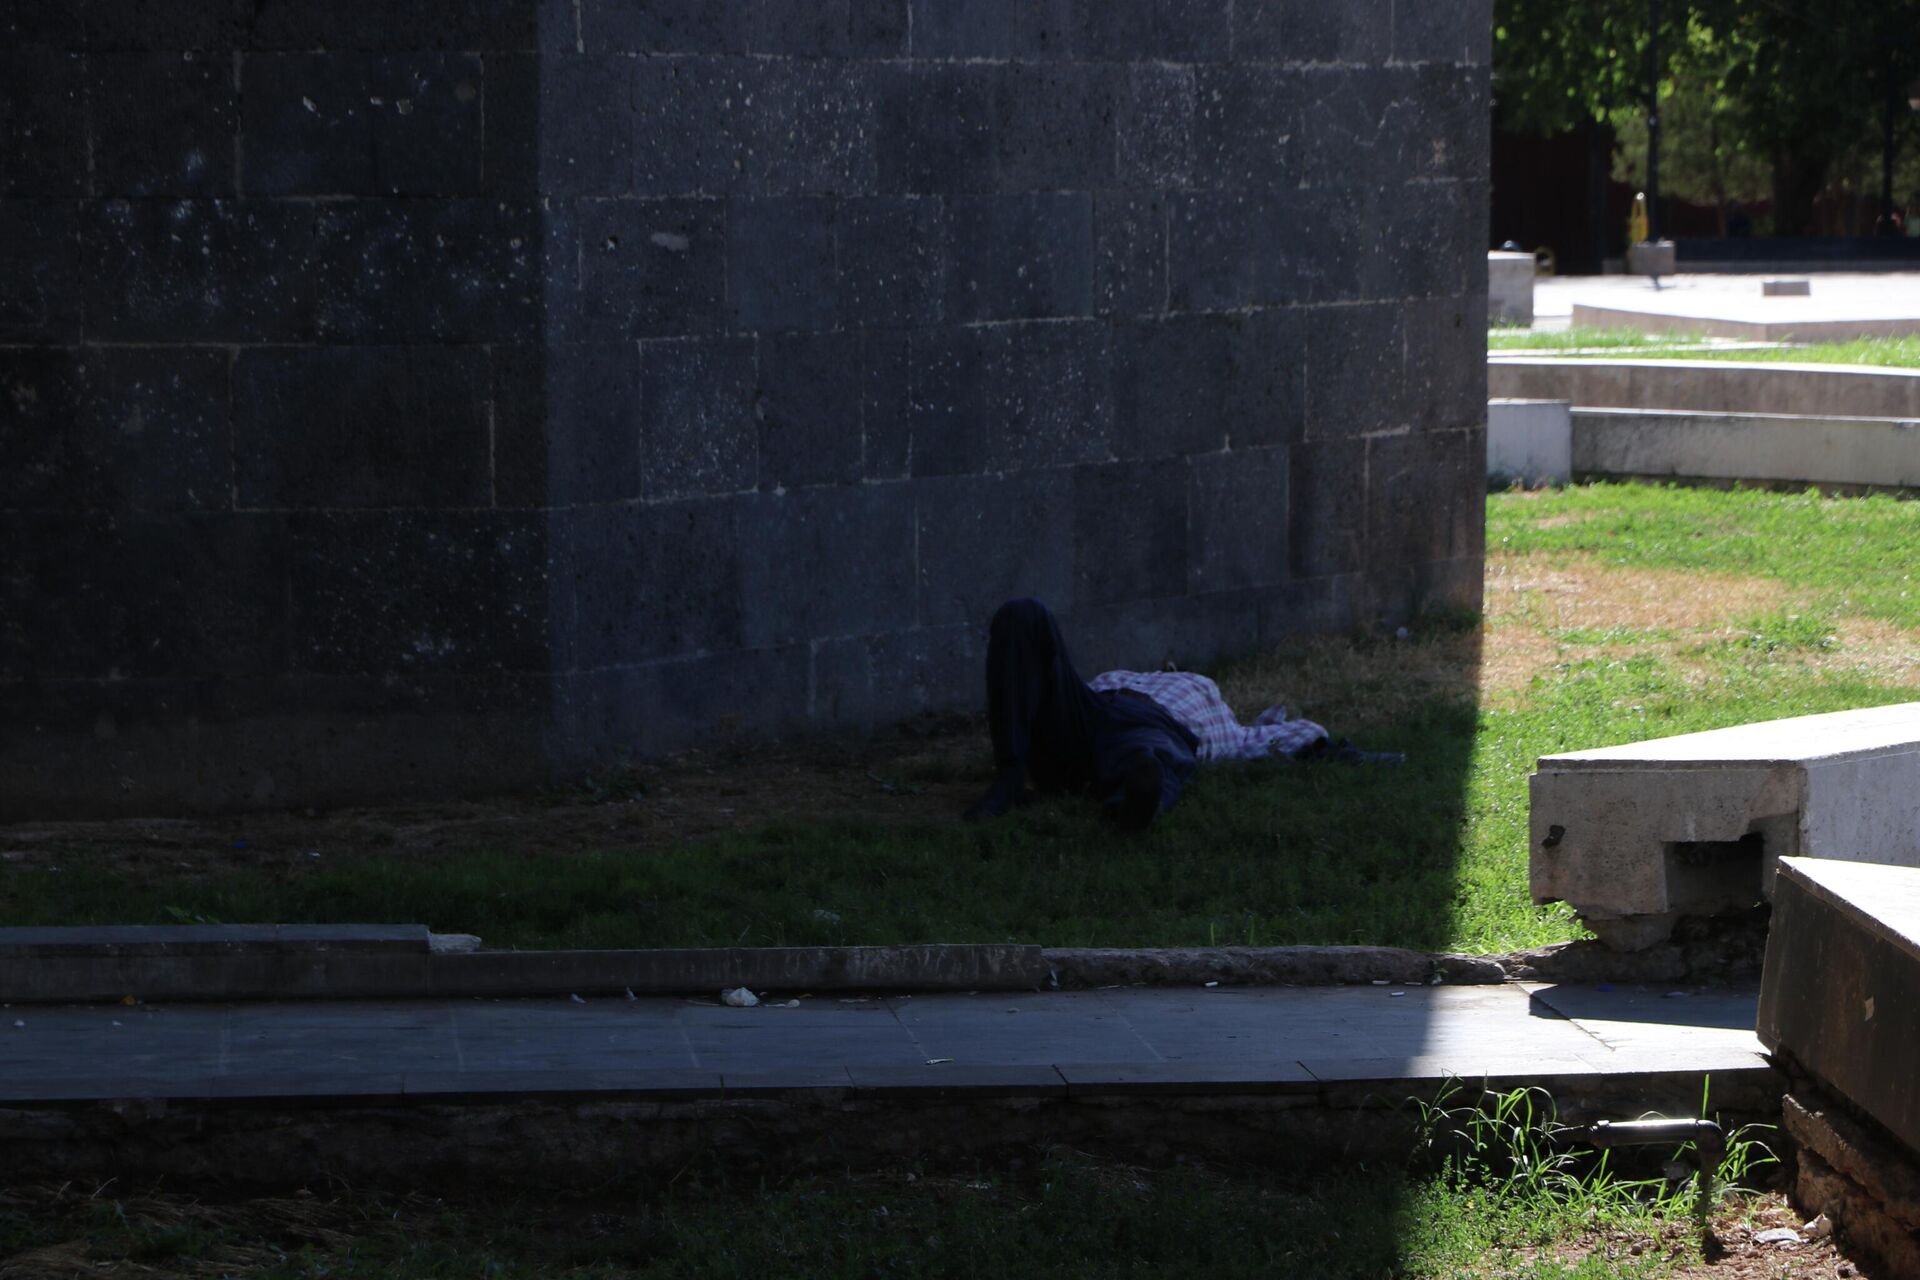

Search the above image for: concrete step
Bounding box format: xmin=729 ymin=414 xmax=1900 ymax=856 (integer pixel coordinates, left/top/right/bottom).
xmin=1489 ymin=358 xmax=1920 ymax=419
xmin=1530 ymin=703 xmax=1920 ymax=948
xmin=1759 ymin=857 xmax=1920 ymax=1157
xmin=1571 ymin=406 xmax=1920 ymax=491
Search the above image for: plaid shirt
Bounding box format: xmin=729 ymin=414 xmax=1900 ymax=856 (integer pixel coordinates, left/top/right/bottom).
xmin=1088 ymin=670 xmax=1328 ymax=763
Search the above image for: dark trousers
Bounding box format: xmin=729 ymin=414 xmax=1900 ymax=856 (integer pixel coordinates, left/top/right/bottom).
xmin=984 ymin=599 xmax=1198 ymax=814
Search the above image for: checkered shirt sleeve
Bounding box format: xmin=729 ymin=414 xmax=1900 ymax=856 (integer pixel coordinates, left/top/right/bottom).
xmin=1088 ymin=670 xmax=1328 ymax=762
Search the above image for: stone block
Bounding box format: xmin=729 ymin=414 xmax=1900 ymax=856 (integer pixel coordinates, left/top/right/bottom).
xmin=735 ymin=60 xmax=879 ymax=197
xmin=1258 ymin=572 xmax=1361 ymax=640
xmin=907 ymin=0 xmax=1077 ymax=59
xmin=1167 ymin=189 xmax=1324 ymax=312
xmin=1305 ymin=302 xmax=1406 ymax=437
xmin=1067 ymin=589 xmax=1261 ymax=676
xmin=539 ymin=55 xmax=632 ymax=197
xmin=1393 ymin=0 xmax=1493 ymax=65
xmin=566 ymin=498 xmax=740 ymax=666
xmin=1232 ymin=0 xmax=1377 ymax=61
xmin=860 ymin=329 xmax=912 ymax=480
xmin=1487 ymin=250 xmax=1534 ymax=326
xmin=0 ymin=512 xmax=286 ymax=680
xmin=91 ymin=51 xmax=237 ymax=197
xmin=994 ymin=64 xmax=1116 ymax=193
xmin=488 ymin=345 xmax=548 ymax=508
xmin=233 ymin=347 xmax=491 ymax=510
xmin=552 ymin=197 xmax=725 ymax=340
xmin=756 ymin=331 xmax=864 ymax=490
xmin=1117 ymin=64 xmax=1194 ymax=189
xmin=543 ymin=342 xmax=641 ymax=506
xmin=310 ymin=200 xmax=541 ymax=343
xmin=1192 ymin=65 xmax=1301 ymax=192
xmin=1073 ymin=460 xmax=1188 ymax=606
xmin=640 ymin=336 xmax=758 ymax=499
xmin=1406 ymin=65 xmax=1490 ymax=185
xmin=875 ymin=63 xmax=996 ymax=196
xmin=286 ymin=511 xmax=548 ymax=676
xmin=87 ymin=0 xmax=251 ymax=50
xmin=1093 ymin=190 xmax=1167 ymax=317
xmin=944 ymin=193 xmax=1092 ymax=324
xmin=1403 ymin=294 xmax=1488 ymax=431
xmin=83 ymin=199 xmax=316 ymax=343
xmin=245 ymin=0 xmax=540 ymax=50
xmin=1287 ymin=437 xmax=1366 ymax=577
xmin=581 ymin=0 xmax=748 ymax=53
xmin=1294 ymin=67 xmax=1416 ymax=193
xmin=1226 ymin=307 xmax=1309 ymax=448
xmin=630 ymin=56 xmax=733 ymax=196
xmin=481 ymin=52 xmax=540 ymax=197
xmin=1367 ymin=430 xmax=1480 ymax=572
xmin=849 ymin=0 xmax=909 ymax=55
xmin=0 ymin=201 xmax=80 ymax=342
xmin=565 ymin=646 xmax=811 ymax=755
xmin=1189 ymin=447 xmax=1288 ymax=593
xmin=1759 ymin=858 xmax=1920 ymax=1158
xmin=1077 ymin=0 xmax=1231 ymax=61
xmin=1762 ymin=278 xmax=1811 ymax=297
xmin=239 ymin=53 xmax=375 ymax=195
xmin=367 ymin=54 xmax=486 ymax=196
xmin=982 ymin=319 xmax=1111 ymax=470
xmin=1113 ymin=315 xmax=1236 ymax=459
xmin=1487 ymin=399 xmax=1571 ymax=486
xmin=727 ymin=196 xmax=840 ymax=332
xmin=915 ymin=470 xmax=1075 ymax=627
xmin=1530 ymin=702 xmax=1920 ymax=946
xmin=906 ymin=326 xmax=989 ymax=478
xmin=1 ymin=51 xmax=87 ymax=196
xmin=737 ymin=485 xmax=916 ymax=647
xmin=0 ymin=1 xmax=81 ymax=48
xmin=76 ymin=347 xmax=231 ymax=513
xmin=0 ymin=347 xmax=84 ymax=511
xmin=839 ymin=195 xmax=946 ymax=328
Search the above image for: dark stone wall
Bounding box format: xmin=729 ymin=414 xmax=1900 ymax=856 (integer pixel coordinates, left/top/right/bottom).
xmin=1 ymin=0 xmax=1489 ymax=816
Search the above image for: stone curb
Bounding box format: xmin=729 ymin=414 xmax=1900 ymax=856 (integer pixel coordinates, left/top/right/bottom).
xmin=0 ymin=928 xmax=1046 ymax=1004
xmin=0 ymin=927 xmax=1765 ymax=1004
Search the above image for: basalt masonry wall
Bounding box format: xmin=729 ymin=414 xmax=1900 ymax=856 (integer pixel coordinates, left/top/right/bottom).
xmin=1 ymin=1 xmax=1490 ymax=817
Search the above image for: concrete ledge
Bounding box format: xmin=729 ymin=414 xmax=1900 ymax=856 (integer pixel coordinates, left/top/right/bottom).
xmin=1488 ymin=398 xmax=1572 ymax=485
xmin=1530 ymin=704 xmax=1920 ymax=947
xmin=1489 ymin=358 xmax=1920 ymax=419
xmin=0 ymin=933 xmax=1048 ymax=1003
xmin=1572 ymin=407 xmax=1920 ymax=490
xmin=1784 ymin=1092 xmax=1920 ymax=1277
xmin=1758 ymin=858 xmax=1920 ymax=1157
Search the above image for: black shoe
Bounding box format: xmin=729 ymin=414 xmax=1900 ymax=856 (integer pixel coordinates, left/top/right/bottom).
xmin=1112 ymin=757 xmax=1164 ymax=832
xmin=1303 ymin=737 xmax=1406 ymax=766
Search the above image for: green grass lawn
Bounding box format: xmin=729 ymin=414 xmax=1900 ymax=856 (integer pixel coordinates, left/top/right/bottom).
xmin=1489 ymin=327 xmax=1920 ymax=367
xmin=0 ymin=1106 xmax=1787 ymax=1279
xmin=6 ymin=483 xmax=1920 ymax=956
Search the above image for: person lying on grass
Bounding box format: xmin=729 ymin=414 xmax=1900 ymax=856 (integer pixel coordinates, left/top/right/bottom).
xmin=964 ymin=598 xmax=1404 ymax=831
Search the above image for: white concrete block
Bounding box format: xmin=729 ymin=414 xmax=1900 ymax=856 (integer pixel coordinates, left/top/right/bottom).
xmin=1530 ymin=703 xmax=1920 ymax=948
xmin=1488 ymin=251 xmax=1534 ymax=327
xmin=1571 ymin=407 xmax=1920 ymax=490
xmin=1487 ymin=398 xmax=1571 ymax=485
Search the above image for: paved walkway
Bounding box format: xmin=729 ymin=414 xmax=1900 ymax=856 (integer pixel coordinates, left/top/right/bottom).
xmin=1531 ymin=270 xmax=1920 ymax=333
xmin=0 ymin=982 xmax=1768 ymax=1104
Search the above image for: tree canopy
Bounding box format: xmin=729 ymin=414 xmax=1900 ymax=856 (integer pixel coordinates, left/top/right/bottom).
xmin=1494 ymin=0 xmax=1920 ymax=232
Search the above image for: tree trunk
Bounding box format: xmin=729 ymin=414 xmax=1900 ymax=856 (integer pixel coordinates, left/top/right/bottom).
xmin=1771 ymin=150 xmax=1829 ymax=237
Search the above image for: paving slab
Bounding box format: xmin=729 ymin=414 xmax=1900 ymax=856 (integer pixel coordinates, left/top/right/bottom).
xmin=0 ymin=983 xmax=1772 ymax=1106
